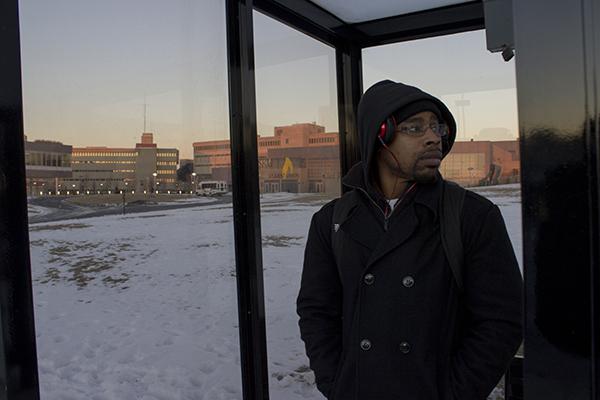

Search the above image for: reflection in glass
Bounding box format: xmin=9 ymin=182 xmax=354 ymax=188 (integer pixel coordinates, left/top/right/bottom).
xmin=20 ymin=0 xmax=242 ymax=398
xmin=252 ymin=10 xmax=340 ymax=399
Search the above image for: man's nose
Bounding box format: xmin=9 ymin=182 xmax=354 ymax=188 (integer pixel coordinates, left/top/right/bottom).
xmin=424 ymin=127 xmax=442 ymax=146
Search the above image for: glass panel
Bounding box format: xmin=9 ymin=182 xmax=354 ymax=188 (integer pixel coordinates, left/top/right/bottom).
xmin=363 ymin=29 xmax=521 ymax=265
xmin=252 ymin=11 xmax=340 ymax=399
xmin=20 ymin=1 xmax=242 ymax=398
xmin=363 ymin=30 xmax=521 ymax=400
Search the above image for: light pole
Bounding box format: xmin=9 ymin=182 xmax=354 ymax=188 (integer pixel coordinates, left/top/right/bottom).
xmin=152 ymin=172 xmax=157 ymax=194
xmin=192 ymin=172 xmax=197 ymax=193
xmin=455 ymin=95 xmax=471 ymax=140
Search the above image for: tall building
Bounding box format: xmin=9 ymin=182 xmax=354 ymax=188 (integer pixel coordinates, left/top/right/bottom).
xmin=24 ymin=136 xmax=73 ymax=195
xmin=65 ymin=133 xmax=179 ymax=193
xmin=192 ymin=123 xmax=341 ymax=195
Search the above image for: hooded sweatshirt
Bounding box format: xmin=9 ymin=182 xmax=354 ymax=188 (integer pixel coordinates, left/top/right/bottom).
xmin=343 ymin=80 xmax=457 ymax=214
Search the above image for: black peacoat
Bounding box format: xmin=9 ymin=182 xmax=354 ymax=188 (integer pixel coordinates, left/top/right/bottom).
xmin=296 ymin=81 xmax=523 ymax=400
xmin=297 ymin=166 xmax=522 ymax=399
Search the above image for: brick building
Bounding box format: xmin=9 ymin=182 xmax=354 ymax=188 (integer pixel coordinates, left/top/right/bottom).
xmin=440 ymin=140 xmax=520 ymax=186
xmin=193 ymin=123 xmax=341 ymax=195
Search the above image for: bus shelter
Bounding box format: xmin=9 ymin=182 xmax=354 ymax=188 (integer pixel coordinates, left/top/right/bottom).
xmin=0 ymin=0 xmax=598 ymax=399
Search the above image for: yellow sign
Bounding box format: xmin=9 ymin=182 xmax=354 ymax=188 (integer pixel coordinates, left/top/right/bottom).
xmin=281 ymin=157 xmax=294 ymax=178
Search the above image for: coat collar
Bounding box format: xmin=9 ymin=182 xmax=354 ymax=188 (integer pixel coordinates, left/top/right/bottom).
xmin=342 ymin=161 xmax=442 ymax=220
xmin=366 ymin=205 xmax=418 ymax=267
xmin=342 ymin=162 xmax=388 ymax=214
xmin=341 ymin=162 xmax=366 ymax=189
xmin=338 ymin=201 xmax=382 ymax=251
xmin=338 ymin=165 xmax=444 ymax=266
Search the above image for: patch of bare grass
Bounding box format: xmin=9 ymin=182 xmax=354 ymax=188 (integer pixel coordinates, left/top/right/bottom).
xmin=262 ymin=235 xmax=303 ymax=247
xmin=30 ymin=223 xmax=91 ymax=232
xmin=37 ymin=239 xmax=135 ymax=289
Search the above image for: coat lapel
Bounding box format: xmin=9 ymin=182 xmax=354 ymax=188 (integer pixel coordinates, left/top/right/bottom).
xmin=366 ymin=205 xmax=419 ymax=269
xmin=339 ymin=204 xmax=381 ymax=251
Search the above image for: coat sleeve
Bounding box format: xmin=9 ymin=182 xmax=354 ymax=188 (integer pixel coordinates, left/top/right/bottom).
xmin=450 ymin=204 xmax=523 ymax=399
xmin=296 ymin=206 xmax=343 ymax=399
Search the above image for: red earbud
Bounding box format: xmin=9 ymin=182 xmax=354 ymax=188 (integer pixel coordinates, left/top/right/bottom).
xmin=379 ymin=122 xmax=387 ymax=141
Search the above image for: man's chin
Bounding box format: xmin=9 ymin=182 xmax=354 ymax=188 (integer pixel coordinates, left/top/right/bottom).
xmin=414 ymin=168 xmax=439 ymax=184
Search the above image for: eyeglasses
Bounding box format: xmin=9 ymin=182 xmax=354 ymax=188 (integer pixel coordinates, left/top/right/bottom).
xmin=396 ymin=122 xmax=449 ymax=137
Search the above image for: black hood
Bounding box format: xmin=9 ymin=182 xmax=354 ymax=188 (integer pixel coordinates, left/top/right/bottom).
xmin=343 ymin=80 xmax=456 ymax=199
xmin=358 ymin=80 xmax=456 ymax=183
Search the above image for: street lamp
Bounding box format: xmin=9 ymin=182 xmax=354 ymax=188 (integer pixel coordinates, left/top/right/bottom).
xmin=152 ymin=172 xmax=157 ymax=194
xmin=192 ymin=172 xmax=197 ymax=193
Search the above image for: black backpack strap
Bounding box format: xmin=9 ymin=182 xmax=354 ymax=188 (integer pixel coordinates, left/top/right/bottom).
xmin=440 ymin=180 xmax=466 ymax=293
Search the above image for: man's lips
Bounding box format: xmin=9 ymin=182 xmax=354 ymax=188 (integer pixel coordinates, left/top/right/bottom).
xmin=419 ymin=151 xmax=443 ymax=167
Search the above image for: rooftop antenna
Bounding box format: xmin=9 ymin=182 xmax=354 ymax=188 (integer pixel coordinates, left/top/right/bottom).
xmin=143 ymin=95 xmax=148 ymax=133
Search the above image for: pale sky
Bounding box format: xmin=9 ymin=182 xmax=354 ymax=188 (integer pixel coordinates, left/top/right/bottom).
xmin=19 ymin=0 xmax=518 ymax=160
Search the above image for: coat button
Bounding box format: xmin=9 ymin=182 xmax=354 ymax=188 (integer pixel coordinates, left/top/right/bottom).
xmin=399 ymin=341 xmax=411 ymax=354
xmin=364 ymin=273 xmax=375 ymax=285
xmin=402 ymin=275 xmax=414 ymax=288
xmin=360 ymin=339 xmax=372 ymax=351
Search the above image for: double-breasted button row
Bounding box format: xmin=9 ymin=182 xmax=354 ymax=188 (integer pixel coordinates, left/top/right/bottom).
xmin=359 ymin=339 xmax=411 ymax=354
xmin=362 ymin=273 xmax=414 ymax=287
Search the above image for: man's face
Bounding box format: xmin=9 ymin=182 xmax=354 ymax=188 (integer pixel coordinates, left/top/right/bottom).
xmin=377 ymin=111 xmax=444 ymax=184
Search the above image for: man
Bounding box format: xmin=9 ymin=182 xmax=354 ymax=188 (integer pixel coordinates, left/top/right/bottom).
xmin=296 ymin=80 xmax=523 ymax=400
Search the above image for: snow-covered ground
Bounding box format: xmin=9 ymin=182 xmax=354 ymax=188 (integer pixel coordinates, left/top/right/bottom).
xmin=28 ymin=204 xmax=54 ymax=218
xmin=29 ymin=185 xmax=521 ymax=400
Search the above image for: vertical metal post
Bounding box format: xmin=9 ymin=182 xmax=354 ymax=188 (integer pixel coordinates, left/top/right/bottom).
xmin=513 ymin=0 xmax=600 ymax=398
xmin=584 ymin=0 xmax=600 ymax=397
xmin=225 ymin=1 xmax=270 ymax=399
xmin=0 ymin=1 xmax=41 ymax=399
xmin=336 ymin=42 xmax=362 ymax=185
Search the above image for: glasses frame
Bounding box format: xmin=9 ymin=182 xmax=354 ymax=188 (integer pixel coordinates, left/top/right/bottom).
xmin=396 ymin=121 xmax=449 ymax=137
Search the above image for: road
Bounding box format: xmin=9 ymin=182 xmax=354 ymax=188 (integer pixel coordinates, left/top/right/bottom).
xmin=28 ymin=195 xmax=233 ymax=224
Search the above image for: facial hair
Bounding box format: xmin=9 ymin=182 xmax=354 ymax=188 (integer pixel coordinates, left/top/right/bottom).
xmin=413 ymin=166 xmax=439 ymax=183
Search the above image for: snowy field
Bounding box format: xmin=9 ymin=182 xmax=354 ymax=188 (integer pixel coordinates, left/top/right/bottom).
xmin=29 ymin=185 xmax=522 ymax=400
xmin=28 ymin=203 xmax=55 ymax=218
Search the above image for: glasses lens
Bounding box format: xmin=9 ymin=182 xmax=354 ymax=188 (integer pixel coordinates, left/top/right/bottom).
xmin=397 ymin=124 xmax=420 ymax=135
xmin=435 ymin=123 xmax=449 ymax=137
xmin=398 ymin=122 xmax=449 ymax=137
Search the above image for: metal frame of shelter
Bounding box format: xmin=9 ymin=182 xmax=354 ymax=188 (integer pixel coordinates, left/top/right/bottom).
xmin=1 ymin=0 xmax=599 ymax=399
